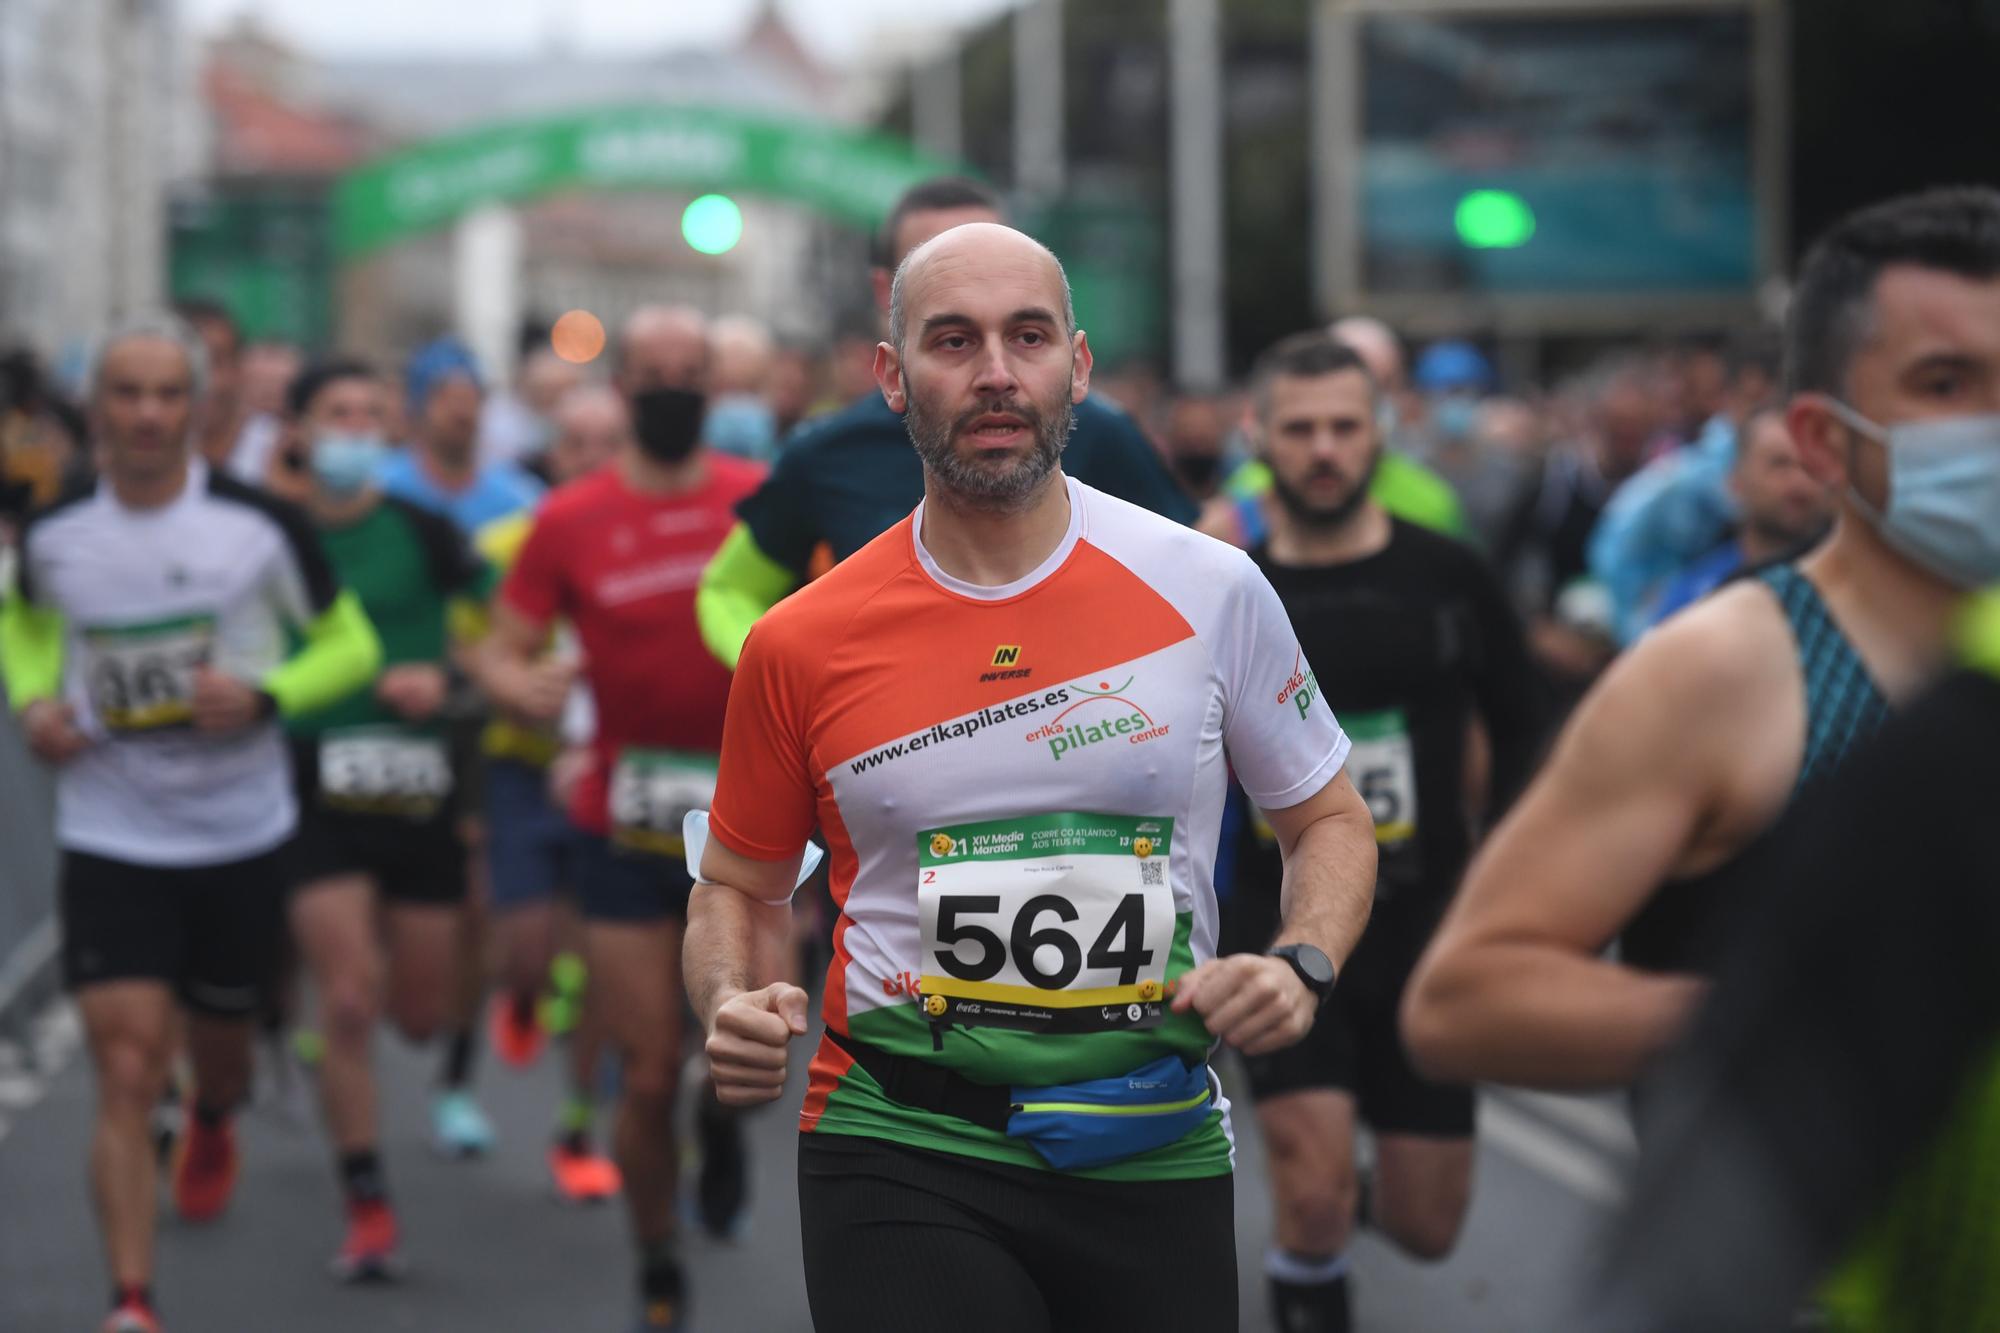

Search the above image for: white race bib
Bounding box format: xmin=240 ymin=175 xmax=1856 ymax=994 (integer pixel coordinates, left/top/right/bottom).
xmin=1344 ymin=708 xmax=1417 ymax=847
xmin=83 ymin=614 xmax=215 ymax=734
xmin=319 ymin=728 xmax=453 ymax=817
xmin=917 ymin=812 xmax=1175 ymax=1034
xmin=609 ymin=749 xmax=717 ymax=856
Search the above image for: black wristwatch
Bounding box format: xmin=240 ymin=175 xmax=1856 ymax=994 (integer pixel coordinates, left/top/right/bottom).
xmin=1268 ymin=943 xmax=1337 ymax=1008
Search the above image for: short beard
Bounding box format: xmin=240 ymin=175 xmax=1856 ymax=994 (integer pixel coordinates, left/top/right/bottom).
xmin=1269 ymin=448 xmax=1380 ymax=532
xmin=904 ymin=374 xmax=1072 ymax=514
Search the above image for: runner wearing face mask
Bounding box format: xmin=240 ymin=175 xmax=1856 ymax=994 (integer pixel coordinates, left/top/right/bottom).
xmin=1403 ymin=187 xmax=2000 ymax=1105
xmin=474 ymin=306 xmax=765 ymax=1332
xmin=278 ymin=359 xmax=498 ymax=1282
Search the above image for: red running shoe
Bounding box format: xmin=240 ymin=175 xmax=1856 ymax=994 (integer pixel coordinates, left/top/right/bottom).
xmin=488 ymin=991 xmax=546 ymax=1069
xmin=171 ymin=1114 xmax=237 ymax=1223
xmin=549 ymin=1137 xmax=622 ymax=1203
xmin=100 ymin=1299 xmax=163 ymax=1333
xmin=330 ymin=1198 xmax=404 ymax=1282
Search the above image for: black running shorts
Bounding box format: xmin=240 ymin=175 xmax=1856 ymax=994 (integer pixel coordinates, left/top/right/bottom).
xmin=60 ymin=847 xmax=288 ymax=1018
xmin=798 ymin=1132 xmax=1238 ymax=1333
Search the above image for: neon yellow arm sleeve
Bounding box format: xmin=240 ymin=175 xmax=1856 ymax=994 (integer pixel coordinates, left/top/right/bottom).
xmin=697 ymin=523 xmax=798 ymax=670
xmin=0 ymin=584 xmax=64 ymax=712
xmin=263 ymin=590 xmax=382 ymax=718
xmin=447 ymin=595 xmax=490 ymax=647
xmin=1960 ymin=587 xmax=2000 ymax=680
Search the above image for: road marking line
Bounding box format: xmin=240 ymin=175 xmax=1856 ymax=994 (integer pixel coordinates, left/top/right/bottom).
xmin=0 ymin=1000 xmax=80 ymax=1146
xmin=1480 ymin=1097 xmax=1628 ymax=1208
xmin=1494 ymin=1088 xmax=1636 ymax=1160
xmin=0 ymin=1074 xmax=40 ymax=1109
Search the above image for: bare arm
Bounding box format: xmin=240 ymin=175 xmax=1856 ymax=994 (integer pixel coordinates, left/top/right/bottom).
xmin=686 ymin=835 xmax=810 ymax=1106
xmin=1172 ymin=770 xmax=1376 ymax=1054
xmin=1401 ymin=619 xmax=1741 ymax=1090
xmin=468 ymin=601 xmax=573 ymax=722
xmin=1267 ymin=768 xmax=1377 ymax=967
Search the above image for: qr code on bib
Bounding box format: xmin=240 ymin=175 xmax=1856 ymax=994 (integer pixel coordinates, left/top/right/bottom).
xmin=1141 ymin=860 xmax=1163 ymax=886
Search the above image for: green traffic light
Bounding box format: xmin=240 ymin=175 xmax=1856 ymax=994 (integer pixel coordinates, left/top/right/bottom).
xmin=682 ymin=194 xmax=743 ymax=255
xmin=1455 ymin=190 xmax=1535 ymax=250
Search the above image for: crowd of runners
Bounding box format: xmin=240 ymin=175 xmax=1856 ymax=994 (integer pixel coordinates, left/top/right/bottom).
xmin=2 ymin=176 xmax=1997 ymax=1333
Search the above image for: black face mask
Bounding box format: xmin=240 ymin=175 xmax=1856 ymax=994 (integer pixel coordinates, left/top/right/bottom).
xmin=630 ymin=386 xmax=707 ymax=464
xmin=1173 ymin=452 xmax=1224 ymax=491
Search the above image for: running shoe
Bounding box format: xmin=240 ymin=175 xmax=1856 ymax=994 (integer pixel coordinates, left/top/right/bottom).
xmin=548 ymin=1135 xmax=621 ymax=1204
xmin=330 ymin=1199 xmax=403 ymax=1283
xmin=171 ymin=1114 xmax=238 ymax=1223
xmin=431 ymin=1090 xmax=496 ymax=1159
xmin=634 ymin=1255 xmax=686 ymax=1331
xmin=100 ymin=1300 xmax=162 ymax=1333
xmin=489 ymin=991 xmax=546 ymax=1069
xmin=633 ymin=1296 xmax=685 ymax=1332
xmin=694 ymin=1093 xmax=747 ymax=1239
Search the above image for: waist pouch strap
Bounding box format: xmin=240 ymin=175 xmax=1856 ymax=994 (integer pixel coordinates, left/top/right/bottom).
xmin=824 ymin=1031 xmax=1214 ymax=1172
xmin=824 ymin=1030 xmax=1012 ymax=1133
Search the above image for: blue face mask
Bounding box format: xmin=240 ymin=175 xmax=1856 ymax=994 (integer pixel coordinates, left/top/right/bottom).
xmin=1432 ymin=394 xmax=1481 ymax=443
xmin=312 ymin=432 xmax=389 ymax=497
xmin=1377 ymin=397 xmax=1400 ymax=442
xmin=1829 ymin=401 xmax=2000 ymax=588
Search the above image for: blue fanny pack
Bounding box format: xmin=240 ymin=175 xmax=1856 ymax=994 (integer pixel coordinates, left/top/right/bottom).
xmin=1006 ymin=1055 xmax=1217 ymax=1171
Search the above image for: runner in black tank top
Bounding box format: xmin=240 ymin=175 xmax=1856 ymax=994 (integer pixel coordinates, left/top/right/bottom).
xmin=1401 ymin=188 xmax=2000 ymax=1098
xmin=1621 ymin=565 xmax=1889 ymax=975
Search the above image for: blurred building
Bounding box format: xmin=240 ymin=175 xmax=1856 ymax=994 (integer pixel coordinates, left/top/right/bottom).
xmin=173 ymin=22 xmax=378 ymax=351
xmin=182 ymin=3 xmax=891 ymax=375
xmin=0 ymin=0 xmax=199 ymax=366
xmin=886 ymin=0 xmax=2000 ymax=386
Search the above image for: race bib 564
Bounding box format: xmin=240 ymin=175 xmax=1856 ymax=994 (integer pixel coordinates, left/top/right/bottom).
xmin=916 ymin=812 xmax=1175 ymax=1035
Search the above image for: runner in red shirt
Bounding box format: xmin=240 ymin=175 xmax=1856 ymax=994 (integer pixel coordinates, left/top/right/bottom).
xmin=477 ymin=305 xmax=762 ymax=1333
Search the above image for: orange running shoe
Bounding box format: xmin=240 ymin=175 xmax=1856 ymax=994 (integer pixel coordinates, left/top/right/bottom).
xmin=330 ymin=1198 xmax=404 ymax=1283
xmin=549 ymin=1137 xmax=622 ymax=1203
xmin=171 ymin=1113 xmax=237 ymax=1223
xmin=100 ymin=1298 xmax=162 ymax=1333
xmin=488 ymin=991 xmax=546 ymax=1069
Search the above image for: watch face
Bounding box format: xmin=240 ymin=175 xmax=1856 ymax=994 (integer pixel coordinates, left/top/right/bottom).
xmin=1294 ymin=945 xmax=1335 ymax=987
xmin=1278 ymin=944 xmax=1335 ymax=989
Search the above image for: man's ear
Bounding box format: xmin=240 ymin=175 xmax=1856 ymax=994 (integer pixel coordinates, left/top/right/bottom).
xmin=1787 ymin=395 xmax=1851 ymax=491
xmin=874 ymin=342 xmax=907 ymax=413
xmin=1070 ymin=329 xmax=1094 ymax=404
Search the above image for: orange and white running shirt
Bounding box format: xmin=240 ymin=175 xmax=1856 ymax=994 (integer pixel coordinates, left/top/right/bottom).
xmin=709 ymin=476 xmax=1349 ymax=1179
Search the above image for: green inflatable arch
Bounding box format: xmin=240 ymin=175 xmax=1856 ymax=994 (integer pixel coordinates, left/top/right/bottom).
xmin=332 ymin=104 xmax=969 ymax=259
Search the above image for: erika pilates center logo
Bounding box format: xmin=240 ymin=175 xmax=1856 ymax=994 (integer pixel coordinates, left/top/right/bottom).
xmin=1023 ymin=675 xmax=1172 ymax=761
xmin=1278 ymin=650 xmax=1319 ymax=720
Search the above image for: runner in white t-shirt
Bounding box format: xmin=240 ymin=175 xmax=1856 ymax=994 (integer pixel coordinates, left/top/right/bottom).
xmin=0 ymin=315 xmax=379 ymax=1333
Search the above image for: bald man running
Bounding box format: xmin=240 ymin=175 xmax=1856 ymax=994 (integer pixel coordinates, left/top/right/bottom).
xmin=685 ymin=223 xmax=1377 ymax=1332
xmin=477 ymin=307 xmax=765 ymax=1332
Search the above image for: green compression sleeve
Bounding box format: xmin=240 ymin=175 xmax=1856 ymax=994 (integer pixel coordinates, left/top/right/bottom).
xmin=697 ymin=523 xmax=798 ymax=670
xmin=263 ymin=589 xmax=382 ymax=718
xmin=0 ymin=584 xmax=64 ymax=712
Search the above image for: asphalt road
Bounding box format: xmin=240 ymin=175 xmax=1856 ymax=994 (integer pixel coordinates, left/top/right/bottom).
xmin=0 ymin=999 xmax=1629 ymax=1332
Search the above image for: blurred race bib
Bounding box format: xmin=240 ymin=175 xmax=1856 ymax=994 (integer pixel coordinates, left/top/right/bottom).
xmin=609 ymin=748 xmax=717 ymax=856
xmin=320 ymin=727 xmax=453 ymax=818
xmin=83 ymin=614 xmax=215 ymax=734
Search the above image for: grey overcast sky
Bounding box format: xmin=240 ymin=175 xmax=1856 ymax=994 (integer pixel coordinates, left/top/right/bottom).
xmin=184 ymin=0 xmax=1021 ymax=65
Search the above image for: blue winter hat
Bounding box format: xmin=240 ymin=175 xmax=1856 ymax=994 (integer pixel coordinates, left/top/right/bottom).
xmin=1414 ymin=340 xmax=1494 ymax=395
xmin=405 ymin=337 xmax=483 ymax=412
